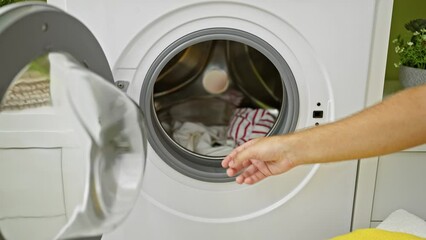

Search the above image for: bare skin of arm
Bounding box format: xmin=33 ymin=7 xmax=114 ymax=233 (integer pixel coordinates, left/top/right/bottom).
xmin=222 ymin=84 xmax=426 ymax=185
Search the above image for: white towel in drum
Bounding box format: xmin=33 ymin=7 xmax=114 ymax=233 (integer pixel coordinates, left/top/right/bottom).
xmin=172 ymin=122 xmax=235 ymax=156
xmin=377 ymin=209 xmax=426 ymax=238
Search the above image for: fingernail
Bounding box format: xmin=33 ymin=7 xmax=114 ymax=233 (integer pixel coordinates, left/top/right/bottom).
xmin=236 ymin=176 xmax=244 ymax=184
xmin=226 ymin=168 xmax=233 ymax=177
xmin=229 ymin=160 xmax=234 ymax=167
xmin=221 ymin=161 xmax=226 ymax=168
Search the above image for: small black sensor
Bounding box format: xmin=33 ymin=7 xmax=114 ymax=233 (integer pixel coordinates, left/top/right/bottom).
xmin=313 ymin=111 xmax=323 ymax=118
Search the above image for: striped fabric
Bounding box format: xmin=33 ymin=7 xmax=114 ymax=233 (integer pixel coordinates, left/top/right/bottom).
xmin=227 ymin=108 xmax=276 ymax=146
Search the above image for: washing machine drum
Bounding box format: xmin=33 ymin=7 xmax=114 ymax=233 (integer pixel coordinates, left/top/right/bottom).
xmin=0 ymin=3 xmax=147 ymax=240
xmin=142 ymin=28 xmax=299 ymax=183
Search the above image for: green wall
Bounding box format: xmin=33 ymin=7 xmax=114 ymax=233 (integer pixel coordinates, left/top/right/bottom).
xmin=0 ymin=0 xmax=25 ymax=7
xmin=385 ymin=0 xmax=426 ymax=81
xmin=0 ymin=0 xmax=45 ymax=7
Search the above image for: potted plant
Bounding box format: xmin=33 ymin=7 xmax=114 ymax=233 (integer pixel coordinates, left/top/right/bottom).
xmin=393 ymin=18 xmax=426 ymax=88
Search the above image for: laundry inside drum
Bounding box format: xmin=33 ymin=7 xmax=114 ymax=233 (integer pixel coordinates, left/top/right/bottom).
xmin=153 ymin=40 xmax=284 ymax=157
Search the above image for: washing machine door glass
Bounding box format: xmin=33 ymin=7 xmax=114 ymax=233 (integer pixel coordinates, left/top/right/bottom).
xmin=142 ymin=29 xmax=298 ymax=182
xmin=0 ymin=3 xmax=147 ymax=240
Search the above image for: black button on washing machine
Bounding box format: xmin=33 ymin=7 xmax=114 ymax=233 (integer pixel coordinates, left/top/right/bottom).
xmin=313 ymin=110 xmax=324 ymax=118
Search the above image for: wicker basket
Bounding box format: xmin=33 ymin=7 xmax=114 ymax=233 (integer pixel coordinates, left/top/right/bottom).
xmin=0 ymin=71 xmax=51 ymax=111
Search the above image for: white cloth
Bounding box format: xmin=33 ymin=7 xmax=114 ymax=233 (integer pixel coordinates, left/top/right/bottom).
xmin=377 ymin=209 xmax=426 ymax=238
xmin=172 ymin=122 xmax=235 ymax=156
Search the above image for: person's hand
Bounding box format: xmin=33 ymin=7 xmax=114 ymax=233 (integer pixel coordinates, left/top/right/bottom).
xmin=221 ymin=136 xmax=296 ymax=184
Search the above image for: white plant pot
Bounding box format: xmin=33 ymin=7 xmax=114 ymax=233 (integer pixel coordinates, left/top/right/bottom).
xmin=399 ymin=65 xmax=426 ymax=88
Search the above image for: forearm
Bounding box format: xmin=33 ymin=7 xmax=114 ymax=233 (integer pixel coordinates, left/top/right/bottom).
xmin=287 ymin=84 xmax=426 ymax=166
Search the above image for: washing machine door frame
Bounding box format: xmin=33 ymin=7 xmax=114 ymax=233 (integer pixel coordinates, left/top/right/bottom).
xmin=0 ymin=2 xmax=114 ymax=100
xmin=0 ymin=3 xmax=117 ymax=240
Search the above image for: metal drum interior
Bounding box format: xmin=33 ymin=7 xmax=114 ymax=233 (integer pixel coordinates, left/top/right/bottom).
xmin=141 ymin=29 xmax=299 ymax=182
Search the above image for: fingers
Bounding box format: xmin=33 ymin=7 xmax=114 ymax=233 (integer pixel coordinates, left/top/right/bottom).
xmin=221 ymin=149 xmax=236 ymax=168
xmin=222 ymin=137 xmax=281 ymax=184
xmin=221 ymin=139 xmax=259 ymax=168
xmin=236 ymin=166 xmax=268 ymax=184
xmin=230 ymin=139 xmax=262 ymax=168
xmin=222 ymin=138 xmax=266 ymax=181
xmin=222 ymin=139 xmax=261 ymax=178
xmin=228 ymin=158 xmax=273 ymax=184
xmin=225 ymin=159 xmax=251 ymax=177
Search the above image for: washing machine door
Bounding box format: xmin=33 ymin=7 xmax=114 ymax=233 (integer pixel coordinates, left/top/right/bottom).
xmin=0 ymin=3 xmax=147 ymax=240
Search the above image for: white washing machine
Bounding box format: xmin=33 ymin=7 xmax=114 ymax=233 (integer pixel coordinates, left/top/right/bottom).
xmin=46 ymin=1 xmax=393 ymax=239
